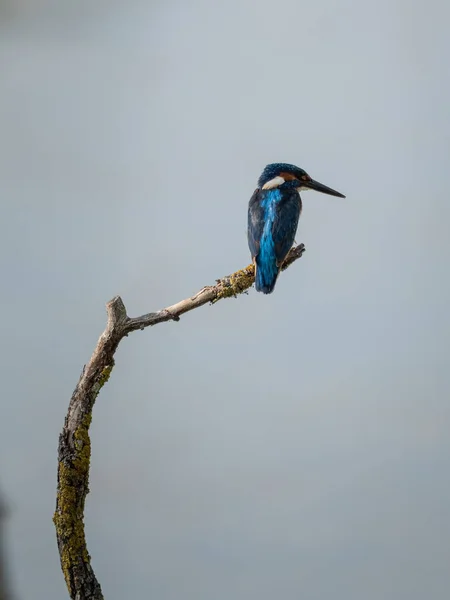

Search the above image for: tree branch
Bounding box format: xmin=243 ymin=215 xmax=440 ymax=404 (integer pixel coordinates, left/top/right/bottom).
xmin=0 ymin=491 xmax=14 ymax=600
xmin=53 ymin=243 xmax=305 ymax=599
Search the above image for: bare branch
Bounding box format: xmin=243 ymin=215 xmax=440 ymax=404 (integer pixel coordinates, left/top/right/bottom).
xmin=0 ymin=492 xmax=14 ymax=600
xmin=53 ymin=244 xmax=305 ymax=599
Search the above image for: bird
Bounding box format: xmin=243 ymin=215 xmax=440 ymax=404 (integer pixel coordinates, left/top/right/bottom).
xmin=248 ymin=162 xmax=345 ymax=294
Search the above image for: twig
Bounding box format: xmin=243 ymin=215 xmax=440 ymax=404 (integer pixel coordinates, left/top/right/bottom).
xmin=53 ymin=243 xmax=305 ymax=599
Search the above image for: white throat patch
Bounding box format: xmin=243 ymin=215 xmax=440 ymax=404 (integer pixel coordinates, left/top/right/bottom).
xmin=262 ymin=176 xmax=285 ymax=190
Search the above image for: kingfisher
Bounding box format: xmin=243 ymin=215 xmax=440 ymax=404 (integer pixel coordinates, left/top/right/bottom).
xmin=248 ymin=162 xmax=345 ymax=294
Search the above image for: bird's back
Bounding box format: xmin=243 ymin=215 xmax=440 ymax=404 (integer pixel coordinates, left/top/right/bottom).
xmin=248 ymin=188 xmax=301 ymax=293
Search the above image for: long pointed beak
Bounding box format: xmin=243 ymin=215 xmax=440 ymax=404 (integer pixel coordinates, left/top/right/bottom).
xmin=306 ymin=178 xmax=345 ymax=198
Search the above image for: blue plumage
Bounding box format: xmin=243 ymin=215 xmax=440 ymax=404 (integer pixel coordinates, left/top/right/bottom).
xmin=247 ymin=163 xmax=345 ymax=294
xmin=256 ymin=189 xmax=281 ymax=293
xmin=248 ymin=186 xmax=301 ymax=293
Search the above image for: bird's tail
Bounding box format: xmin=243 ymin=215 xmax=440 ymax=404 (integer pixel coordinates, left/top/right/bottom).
xmin=255 ymin=256 xmax=280 ymax=294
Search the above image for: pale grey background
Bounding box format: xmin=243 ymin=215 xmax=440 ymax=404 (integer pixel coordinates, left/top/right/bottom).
xmin=1 ymin=1 xmax=450 ymax=599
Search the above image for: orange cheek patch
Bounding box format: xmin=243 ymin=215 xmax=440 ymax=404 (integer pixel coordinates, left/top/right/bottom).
xmin=279 ymin=172 xmax=297 ymax=181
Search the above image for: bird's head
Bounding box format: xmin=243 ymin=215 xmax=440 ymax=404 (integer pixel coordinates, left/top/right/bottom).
xmin=258 ymin=163 xmax=345 ymax=198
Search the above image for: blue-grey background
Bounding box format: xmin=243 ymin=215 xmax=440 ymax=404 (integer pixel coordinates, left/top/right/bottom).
xmin=1 ymin=1 xmax=449 ymax=598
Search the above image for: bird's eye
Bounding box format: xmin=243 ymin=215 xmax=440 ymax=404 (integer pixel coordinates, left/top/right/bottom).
xmin=301 ymin=174 xmax=311 ymax=181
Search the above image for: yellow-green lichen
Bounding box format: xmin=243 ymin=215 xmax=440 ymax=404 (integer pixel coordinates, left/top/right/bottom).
xmin=72 ymin=412 xmax=92 ymax=473
xmin=53 ymin=461 xmax=90 ymax=588
xmin=214 ymin=266 xmax=255 ymax=302
xmin=53 ymin=363 xmax=113 ymax=595
xmin=98 ymin=364 xmax=113 ymax=388
xmin=90 ymin=364 xmax=114 ymax=399
xmin=53 ymin=411 xmax=94 ymax=590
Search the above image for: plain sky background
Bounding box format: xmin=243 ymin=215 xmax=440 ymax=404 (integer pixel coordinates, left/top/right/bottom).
xmin=1 ymin=0 xmax=450 ymax=598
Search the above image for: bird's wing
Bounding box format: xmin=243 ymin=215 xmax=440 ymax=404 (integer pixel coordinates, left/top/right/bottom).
xmin=272 ymin=192 xmax=301 ymax=266
xmin=247 ymin=188 xmax=265 ymax=259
